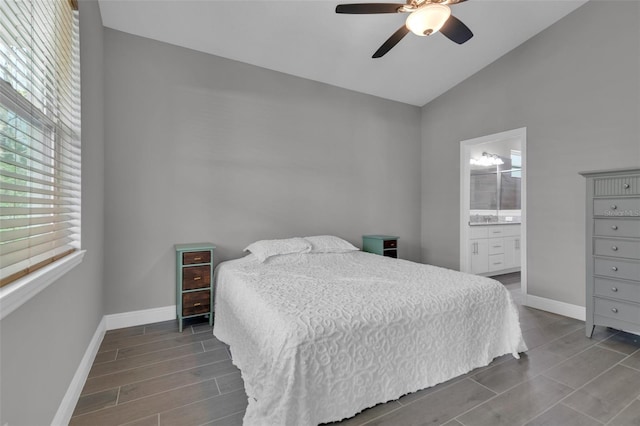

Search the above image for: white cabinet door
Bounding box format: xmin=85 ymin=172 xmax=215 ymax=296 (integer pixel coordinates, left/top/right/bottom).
xmin=470 ymin=239 xmax=489 ymax=274
xmin=503 ymin=236 xmax=522 ymax=269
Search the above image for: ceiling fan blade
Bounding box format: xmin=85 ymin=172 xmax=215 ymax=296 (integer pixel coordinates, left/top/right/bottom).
xmin=335 ymin=3 xmax=404 ymax=14
xmin=439 ymin=15 xmax=473 ymax=44
xmin=372 ymin=25 xmax=410 ymax=58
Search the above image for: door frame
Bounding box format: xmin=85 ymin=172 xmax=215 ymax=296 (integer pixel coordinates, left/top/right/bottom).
xmin=459 ymin=127 xmax=527 ymax=298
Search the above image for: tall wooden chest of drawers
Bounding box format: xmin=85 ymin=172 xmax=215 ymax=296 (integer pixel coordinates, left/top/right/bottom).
xmin=175 ymin=243 xmax=215 ymax=332
xmin=580 ymin=168 xmax=640 ymax=337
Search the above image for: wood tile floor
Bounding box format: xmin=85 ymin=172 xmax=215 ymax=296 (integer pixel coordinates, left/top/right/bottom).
xmin=72 ymin=274 xmax=640 ymax=425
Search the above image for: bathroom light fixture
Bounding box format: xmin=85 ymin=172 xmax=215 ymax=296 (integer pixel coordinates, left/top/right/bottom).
xmin=470 ymin=152 xmax=504 ymax=166
xmin=405 ymin=4 xmax=451 ymax=36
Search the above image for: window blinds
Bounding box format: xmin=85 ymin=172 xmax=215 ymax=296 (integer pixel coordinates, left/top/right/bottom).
xmin=0 ymin=0 xmax=81 ymax=287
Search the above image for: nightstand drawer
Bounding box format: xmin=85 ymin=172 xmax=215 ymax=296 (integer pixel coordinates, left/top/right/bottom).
xmin=182 ymin=265 xmax=210 ymax=290
xmin=383 ymin=250 xmax=397 ymax=258
xmin=182 ymin=291 xmax=210 ymax=316
xmin=183 ymin=251 xmax=211 ymax=265
xmin=384 ymin=240 xmax=397 ymax=249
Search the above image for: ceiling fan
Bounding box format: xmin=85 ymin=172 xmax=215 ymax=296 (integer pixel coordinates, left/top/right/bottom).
xmin=336 ymin=0 xmax=473 ymax=58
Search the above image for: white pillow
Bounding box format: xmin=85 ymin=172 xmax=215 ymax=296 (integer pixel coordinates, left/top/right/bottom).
xmin=304 ymin=235 xmax=359 ymax=253
xmin=243 ymin=237 xmax=312 ymax=263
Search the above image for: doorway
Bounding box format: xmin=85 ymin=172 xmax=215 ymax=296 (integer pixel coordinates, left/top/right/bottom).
xmin=459 ymin=128 xmax=527 ymax=299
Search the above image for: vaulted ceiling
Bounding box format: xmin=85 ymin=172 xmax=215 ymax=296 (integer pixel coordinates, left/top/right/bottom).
xmin=98 ymin=0 xmax=588 ymax=106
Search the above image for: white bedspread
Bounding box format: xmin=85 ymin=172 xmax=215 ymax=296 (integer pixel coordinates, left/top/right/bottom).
xmin=213 ymin=251 xmax=527 ymax=426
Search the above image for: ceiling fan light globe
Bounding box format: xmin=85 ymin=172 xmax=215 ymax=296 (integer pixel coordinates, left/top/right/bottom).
xmin=405 ymin=4 xmax=451 ymax=37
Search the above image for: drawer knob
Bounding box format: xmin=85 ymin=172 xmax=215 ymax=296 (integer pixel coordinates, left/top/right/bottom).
xmin=611 ymin=266 xmax=618 ymax=271
xmin=611 ymin=308 xmax=618 ymax=313
xmin=193 ymin=302 xmax=201 ymax=307
xmin=611 ymin=205 xmax=618 ymax=210
xmin=611 ymin=246 xmax=618 ymax=251
xmin=624 ymin=183 xmax=630 ymax=189
xmin=193 ymin=276 xmax=201 ymax=281
xmin=194 ymin=257 xmax=202 ymax=261
xmin=611 ymin=225 xmax=618 ymax=230
xmin=611 ymin=287 xmax=618 ymax=292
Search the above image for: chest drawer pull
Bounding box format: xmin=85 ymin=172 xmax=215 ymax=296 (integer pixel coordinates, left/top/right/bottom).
xmin=611 ymin=225 xmax=618 ymax=230
xmin=193 ymin=276 xmax=201 ymax=281
xmin=611 ymin=205 xmax=618 ymax=210
xmin=193 ymin=302 xmax=201 ymax=306
xmin=611 ymin=308 xmax=618 ymax=313
xmin=624 ymin=183 xmax=630 ymax=189
xmin=611 ymin=287 xmax=618 ymax=292
xmin=611 ymin=246 xmax=618 ymax=251
xmin=611 ymin=266 xmax=618 ymax=271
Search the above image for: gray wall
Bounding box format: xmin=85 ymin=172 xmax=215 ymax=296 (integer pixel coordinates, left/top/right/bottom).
xmin=5 ymin=2 xmax=637 ymax=422
xmin=103 ymin=29 xmax=422 ymax=314
xmin=0 ymin=1 xmax=105 ymax=425
xmin=421 ymin=0 xmax=640 ymax=306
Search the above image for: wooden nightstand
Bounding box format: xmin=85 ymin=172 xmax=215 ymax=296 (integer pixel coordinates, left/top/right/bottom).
xmin=175 ymin=243 xmax=215 ymax=332
xmin=362 ymin=235 xmax=399 ymax=258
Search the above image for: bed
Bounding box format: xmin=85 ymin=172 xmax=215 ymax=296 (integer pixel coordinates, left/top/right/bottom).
xmin=213 ymin=236 xmax=527 ymax=426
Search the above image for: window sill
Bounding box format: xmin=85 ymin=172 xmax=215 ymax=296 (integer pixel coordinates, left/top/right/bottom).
xmin=0 ymin=250 xmax=86 ymax=320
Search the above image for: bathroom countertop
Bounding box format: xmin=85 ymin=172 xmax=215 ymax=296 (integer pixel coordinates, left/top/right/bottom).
xmin=468 ymin=222 xmax=521 ymax=226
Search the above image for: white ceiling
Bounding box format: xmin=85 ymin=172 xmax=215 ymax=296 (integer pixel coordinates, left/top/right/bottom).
xmin=98 ymin=0 xmax=588 ymax=107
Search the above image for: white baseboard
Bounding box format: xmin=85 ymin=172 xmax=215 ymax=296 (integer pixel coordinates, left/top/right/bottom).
xmin=104 ymin=305 xmax=176 ymax=330
xmin=524 ymin=294 xmax=586 ymax=321
xmin=53 ymin=305 xmax=178 ymax=424
xmin=52 ymin=316 xmax=106 ymax=426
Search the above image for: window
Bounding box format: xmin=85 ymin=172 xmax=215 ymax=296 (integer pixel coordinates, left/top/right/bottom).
xmin=510 ymin=149 xmax=522 ymax=178
xmin=0 ymin=0 xmax=81 ymax=287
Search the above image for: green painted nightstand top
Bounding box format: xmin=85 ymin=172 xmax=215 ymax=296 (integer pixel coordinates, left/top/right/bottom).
xmin=362 ymin=235 xmax=399 ymax=258
xmin=175 ymin=242 xmax=216 ymax=252
xmin=362 ymin=235 xmax=399 ymax=241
